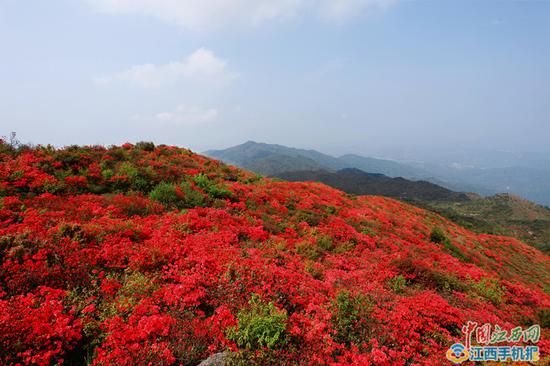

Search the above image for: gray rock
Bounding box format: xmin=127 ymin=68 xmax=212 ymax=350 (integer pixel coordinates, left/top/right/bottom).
xmin=197 ymin=352 xmax=228 ymax=366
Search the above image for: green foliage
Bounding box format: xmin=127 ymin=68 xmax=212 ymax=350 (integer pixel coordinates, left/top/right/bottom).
xmin=316 ymin=235 xmax=334 ymax=251
xmin=102 ymin=168 xmax=114 ymax=181
xmin=332 ymin=290 xmax=373 ymax=346
xmin=193 ymin=174 xmax=233 ymax=200
xmin=426 ymin=196 xmax=550 ymax=254
xmin=361 ymin=227 xmax=376 ymax=237
xmin=227 ymin=294 xmax=288 ymax=350
xmin=387 ymin=274 xmax=407 ymax=294
xmin=295 ymin=241 xmax=324 ymax=261
xmin=135 ymin=141 xmax=155 ymax=151
xmin=179 ymin=181 xmax=205 ymax=208
xmin=470 ymin=277 xmax=505 ymax=305
xmin=293 ymin=210 xmax=324 ymax=226
xmin=537 ymin=308 xmax=550 ymax=328
xmin=149 ymin=181 xmax=205 ymax=209
xmin=149 ymin=182 xmax=180 ymax=208
xmin=430 ymin=227 xmax=466 ymax=261
xmin=429 ymin=227 xmax=448 ymax=244
xmin=117 ymin=162 xmax=151 ymax=192
xmin=226 ymin=350 xmax=284 ymax=366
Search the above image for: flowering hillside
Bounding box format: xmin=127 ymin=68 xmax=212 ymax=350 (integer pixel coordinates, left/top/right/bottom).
xmin=0 ymin=142 xmax=548 ymax=365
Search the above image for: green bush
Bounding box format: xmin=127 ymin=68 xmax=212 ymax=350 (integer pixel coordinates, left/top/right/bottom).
xmin=387 ymin=274 xmax=407 ymax=294
xmin=293 ymin=210 xmax=324 ymax=226
xmin=149 ymin=182 xmax=205 ymax=209
xmin=537 ymin=308 xmax=550 ymax=328
xmin=135 ymin=141 xmax=155 ymax=151
xmin=430 ymin=227 xmax=466 ymax=261
xmin=193 ymin=174 xmax=233 ymax=200
xmin=430 ymin=227 xmax=448 ymax=244
xmin=332 ymin=290 xmax=373 ymax=346
xmin=149 ymin=182 xmax=180 ymax=207
xmin=179 ymin=181 xmax=205 ymax=208
xmin=295 ymin=241 xmax=324 ymax=261
xmin=316 ymin=235 xmax=334 ymax=251
xmin=470 ymin=277 xmax=505 ymax=305
xmin=117 ymin=162 xmax=151 ymax=192
xmin=227 ymin=294 xmax=288 ymax=350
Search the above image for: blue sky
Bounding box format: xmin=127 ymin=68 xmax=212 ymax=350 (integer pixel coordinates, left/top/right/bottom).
xmin=1 ymin=0 xmax=549 ymax=159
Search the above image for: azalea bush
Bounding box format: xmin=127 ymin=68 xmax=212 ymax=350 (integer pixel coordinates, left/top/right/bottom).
xmin=0 ymin=140 xmax=548 ymax=365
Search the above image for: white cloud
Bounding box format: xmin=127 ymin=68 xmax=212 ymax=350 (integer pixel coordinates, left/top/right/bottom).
xmin=155 ymin=105 xmax=218 ymax=125
xmin=86 ymin=0 xmax=396 ymax=30
xmin=94 ymin=48 xmax=238 ymax=88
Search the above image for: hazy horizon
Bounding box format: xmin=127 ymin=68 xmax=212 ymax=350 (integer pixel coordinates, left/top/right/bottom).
xmin=1 ymin=0 xmax=549 ymax=167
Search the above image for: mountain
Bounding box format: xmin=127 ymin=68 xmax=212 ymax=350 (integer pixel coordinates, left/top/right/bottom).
xmin=338 ymin=154 xmax=431 ymax=180
xmin=231 ymin=153 xmax=325 ymax=176
xmin=1 ymin=141 xmax=549 ymax=365
xmin=276 ymin=168 xmax=470 ymax=203
xmin=205 ymin=141 xmax=430 ymax=178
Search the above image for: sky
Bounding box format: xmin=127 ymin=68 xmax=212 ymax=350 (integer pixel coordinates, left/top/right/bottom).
xmin=0 ymin=0 xmax=549 ymax=161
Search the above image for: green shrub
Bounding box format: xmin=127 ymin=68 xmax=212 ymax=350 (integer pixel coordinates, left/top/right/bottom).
xmin=226 ymin=350 xmax=284 ymax=366
xmin=430 ymin=227 xmax=466 ymax=261
xmin=102 ymin=168 xmax=114 ymax=181
xmin=332 ymin=290 xmax=373 ymax=346
xmin=227 ymin=294 xmax=288 ymax=350
xmin=149 ymin=181 xmax=205 ymax=209
xmin=537 ymin=308 xmax=550 ymax=328
xmin=193 ymin=174 xmax=233 ymax=200
xmin=135 ymin=141 xmax=155 ymax=151
xmin=179 ymin=181 xmax=205 ymax=208
xmin=387 ymin=275 xmax=407 ymax=294
xmin=149 ymin=182 xmax=180 ymax=207
xmin=316 ymin=235 xmax=334 ymax=251
xmin=430 ymin=227 xmax=448 ymax=244
xmin=470 ymin=277 xmax=505 ymax=305
xmin=117 ymin=162 xmax=150 ymax=192
xmin=296 ymin=241 xmax=324 ymax=261
xmin=293 ymin=210 xmax=324 ymax=226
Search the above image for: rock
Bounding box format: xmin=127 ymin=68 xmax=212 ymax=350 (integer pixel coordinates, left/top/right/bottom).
xmin=197 ymin=352 xmax=228 ymax=366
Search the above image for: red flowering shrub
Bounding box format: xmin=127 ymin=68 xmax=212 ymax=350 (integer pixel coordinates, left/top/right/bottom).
xmin=0 ymin=141 xmax=548 ymax=365
xmin=0 ymin=287 xmax=82 ymax=366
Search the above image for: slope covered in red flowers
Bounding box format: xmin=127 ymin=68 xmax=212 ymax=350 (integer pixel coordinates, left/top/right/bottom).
xmin=0 ymin=142 xmax=548 ymax=365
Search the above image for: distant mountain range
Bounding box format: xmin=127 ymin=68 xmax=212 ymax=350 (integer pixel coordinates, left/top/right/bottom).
xmin=206 ymin=141 xmax=550 ymax=206
xmin=205 ymin=141 xmax=431 ymax=179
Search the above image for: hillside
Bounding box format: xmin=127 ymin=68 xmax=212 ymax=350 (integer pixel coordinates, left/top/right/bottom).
xmin=425 ymin=194 xmax=550 ymax=253
xmin=0 ymin=142 xmax=549 ymax=365
xmin=276 ymin=169 xmax=550 ymax=253
xmin=275 ymin=168 xmax=470 ymax=203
